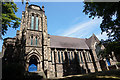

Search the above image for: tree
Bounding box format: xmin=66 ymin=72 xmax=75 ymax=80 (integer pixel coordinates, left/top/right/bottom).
xmin=2 ymin=2 xmax=21 ymax=37
xmin=83 ymin=2 xmax=120 ymax=60
xmin=100 ymin=39 xmax=120 ymax=61
xmin=83 ymin=2 xmax=120 ymax=41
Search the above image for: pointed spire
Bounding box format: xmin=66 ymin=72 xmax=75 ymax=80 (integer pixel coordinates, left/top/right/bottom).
xmin=25 ymin=0 xmax=29 ymax=10
xmin=42 ymin=5 xmax=45 ymax=12
xmin=92 ymin=33 xmax=95 ymax=37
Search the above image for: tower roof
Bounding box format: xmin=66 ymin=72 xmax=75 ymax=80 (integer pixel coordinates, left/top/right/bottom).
xmin=28 ymin=4 xmax=43 ymax=11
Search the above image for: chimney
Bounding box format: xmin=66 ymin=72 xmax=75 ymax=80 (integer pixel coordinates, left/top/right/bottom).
xmin=42 ymin=5 xmax=44 ymax=12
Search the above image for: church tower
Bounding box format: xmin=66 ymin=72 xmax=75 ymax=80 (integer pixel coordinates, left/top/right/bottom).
xmin=2 ymin=2 xmax=118 ymax=79
xmin=20 ymin=2 xmax=49 ymax=77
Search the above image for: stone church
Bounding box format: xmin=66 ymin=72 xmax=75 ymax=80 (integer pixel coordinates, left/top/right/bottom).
xmin=2 ymin=3 xmax=118 ymax=78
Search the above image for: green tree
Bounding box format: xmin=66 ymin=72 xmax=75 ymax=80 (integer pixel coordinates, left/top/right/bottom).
xmin=83 ymin=2 xmax=120 ymax=59
xmin=83 ymin=2 xmax=120 ymax=41
xmin=2 ymin=2 xmax=21 ymax=36
xmin=99 ymin=39 xmax=120 ymax=61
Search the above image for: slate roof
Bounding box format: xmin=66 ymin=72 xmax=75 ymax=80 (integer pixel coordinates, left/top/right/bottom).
xmin=50 ymin=35 xmax=89 ymax=49
xmin=85 ymin=36 xmax=93 ymax=49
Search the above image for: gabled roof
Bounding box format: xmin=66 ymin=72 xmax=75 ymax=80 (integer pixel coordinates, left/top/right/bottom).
xmin=85 ymin=34 xmax=100 ymax=49
xmin=50 ymin=35 xmax=89 ymax=49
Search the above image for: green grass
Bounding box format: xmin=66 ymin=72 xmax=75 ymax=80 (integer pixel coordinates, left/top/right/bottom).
xmin=48 ymin=69 xmax=120 ymax=80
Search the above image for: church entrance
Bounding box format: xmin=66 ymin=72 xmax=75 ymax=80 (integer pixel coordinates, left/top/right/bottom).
xmin=28 ymin=57 xmax=38 ymax=72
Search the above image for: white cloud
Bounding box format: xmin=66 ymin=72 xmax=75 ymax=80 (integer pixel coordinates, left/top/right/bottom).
xmin=96 ymin=32 xmax=108 ymax=40
xmin=61 ymin=18 xmax=104 ymax=39
xmin=72 ymin=17 xmax=81 ymax=24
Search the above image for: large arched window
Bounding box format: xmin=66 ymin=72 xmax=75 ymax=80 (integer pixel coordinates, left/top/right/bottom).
xmin=28 ymin=57 xmax=37 ymax=72
xmin=28 ymin=55 xmax=40 ymax=72
xmin=31 ymin=35 xmax=33 ymax=45
xmin=31 ymin=14 xmax=34 ymax=30
xmin=36 ymin=15 xmax=39 ymax=30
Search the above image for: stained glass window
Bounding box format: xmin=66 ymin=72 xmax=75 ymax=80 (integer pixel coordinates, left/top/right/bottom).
xmin=28 ymin=64 xmax=37 ymax=72
xmin=107 ymin=59 xmax=111 ymax=66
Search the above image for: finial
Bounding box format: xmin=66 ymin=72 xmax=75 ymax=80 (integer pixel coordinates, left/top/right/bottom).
xmin=25 ymin=0 xmax=29 ymax=9
xmin=42 ymin=5 xmax=44 ymax=12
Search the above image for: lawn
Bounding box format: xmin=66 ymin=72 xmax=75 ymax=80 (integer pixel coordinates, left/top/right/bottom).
xmin=48 ymin=69 xmax=120 ymax=80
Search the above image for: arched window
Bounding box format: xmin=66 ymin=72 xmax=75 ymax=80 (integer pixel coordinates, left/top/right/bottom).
xmin=51 ymin=51 xmax=52 ymax=62
xmin=61 ymin=52 xmax=64 ymax=63
xmin=106 ymin=59 xmax=111 ymax=66
xmin=80 ymin=52 xmax=83 ymax=63
xmin=31 ymin=35 xmax=33 ymax=45
xmin=28 ymin=57 xmax=37 ymax=72
xmin=35 ymin=36 xmax=37 ymax=45
xmin=71 ymin=52 xmax=73 ymax=60
xmin=68 ymin=52 xmax=71 ymax=63
xmin=31 ymin=14 xmax=34 ymax=29
xmin=58 ymin=51 xmax=60 ymax=63
xmin=88 ymin=52 xmax=91 ymax=62
xmin=36 ymin=15 xmax=39 ymax=30
xmin=77 ymin=52 xmax=80 ymax=63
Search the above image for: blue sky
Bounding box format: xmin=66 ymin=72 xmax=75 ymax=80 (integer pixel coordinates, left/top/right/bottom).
xmin=0 ymin=2 xmax=108 ymax=52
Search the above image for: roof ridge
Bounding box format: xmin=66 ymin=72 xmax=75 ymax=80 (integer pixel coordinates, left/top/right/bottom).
xmin=50 ymin=35 xmax=86 ymax=40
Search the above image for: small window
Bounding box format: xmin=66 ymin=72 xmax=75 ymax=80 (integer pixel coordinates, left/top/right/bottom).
xmin=88 ymin=53 xmax=91 ymax=62
xmin=106 ymin=59 xmax=111 ymax=66
xmin=31 ymin=35 xmax=33 ymax=45
xmin=61 ymin=52 xmax=64 ymax=63
xmin=71 ymin=52 xmax=73 ymax=60
xmin=51 ymin=51 xmax=52 ymax=62
xmin=58 ymin=52 xmax=60 ymax=63
xmin=68 ymin=52 xmax=71 ymax=63
xmin=35 ymin=36 xmax=37 ymax=45
xmin=77 ymin=53 xmax=80 ymax=63
xmin=80 ymin=52 xmax=83 ymax=63
xmin=85 ymin=53 xmax=89 ymax=62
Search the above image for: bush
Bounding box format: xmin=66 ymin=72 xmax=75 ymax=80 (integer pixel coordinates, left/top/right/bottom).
xmin=2 ymin=63 xmax=25 ymax=80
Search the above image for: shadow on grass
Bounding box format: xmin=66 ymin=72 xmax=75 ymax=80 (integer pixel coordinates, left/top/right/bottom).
xmin=48 ymin=69 xmax=120 ymax=80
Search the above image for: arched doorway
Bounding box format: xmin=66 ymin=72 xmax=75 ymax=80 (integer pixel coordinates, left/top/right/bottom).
xmin=28 ymin=56 xmax=38 ymax=72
